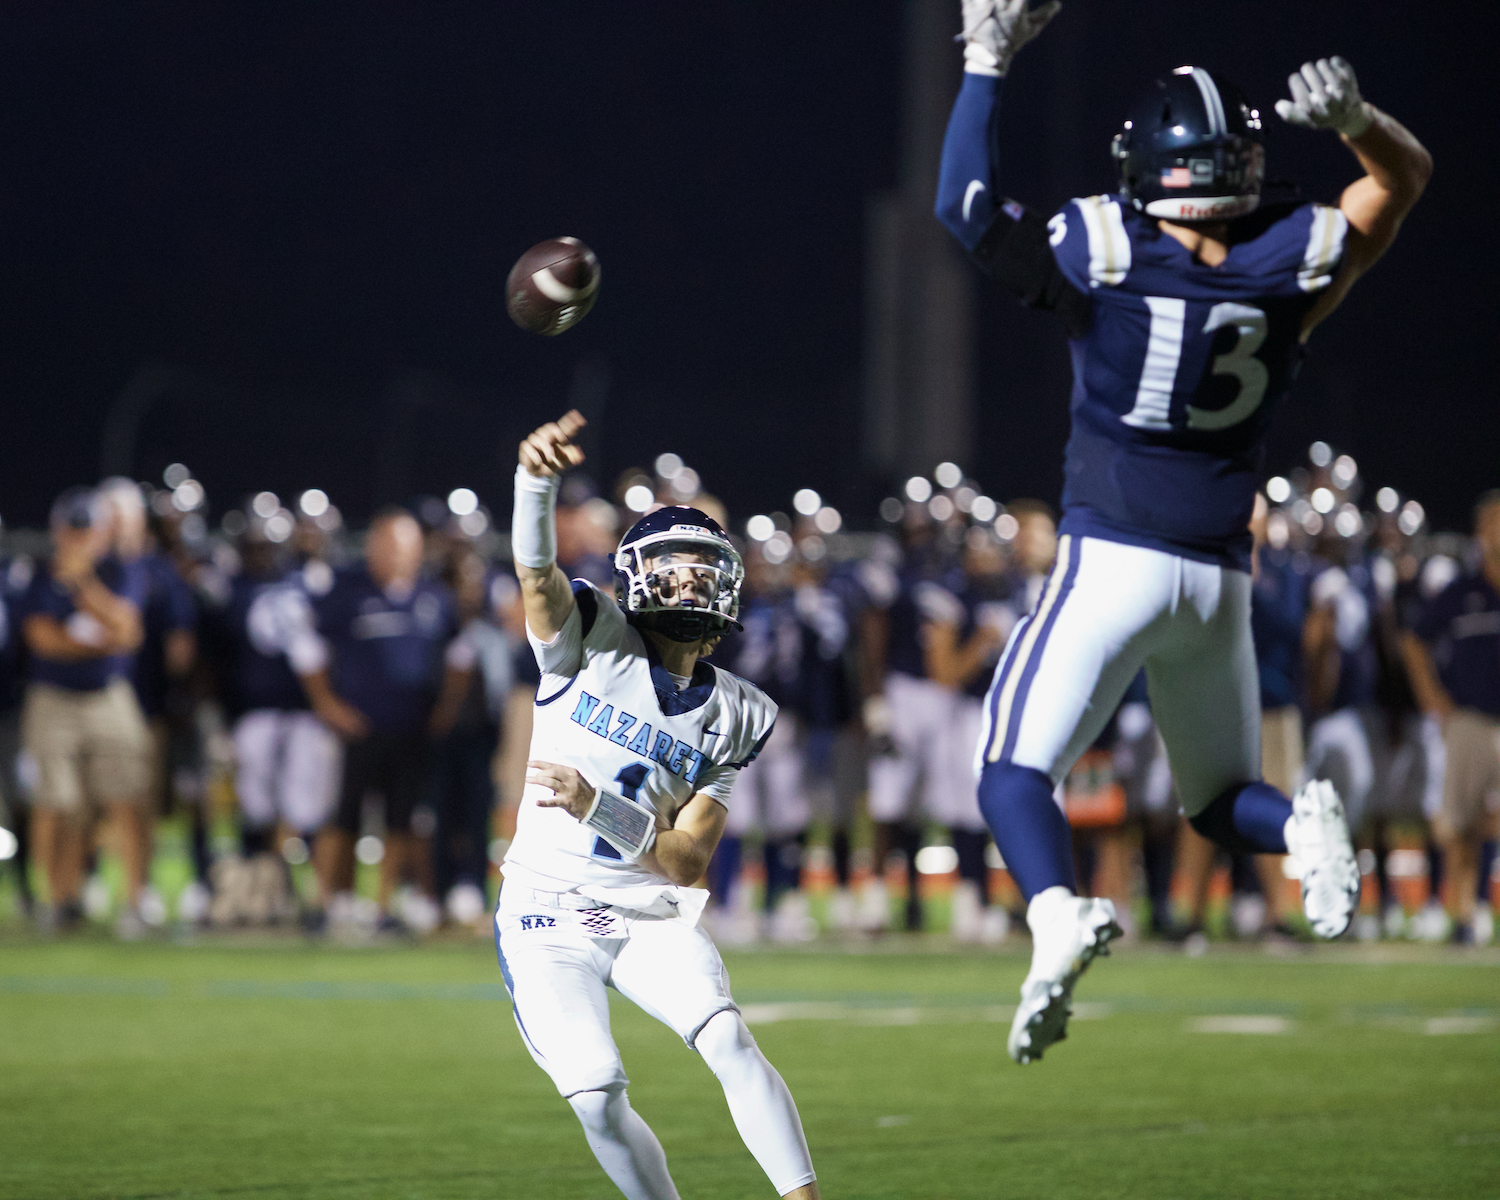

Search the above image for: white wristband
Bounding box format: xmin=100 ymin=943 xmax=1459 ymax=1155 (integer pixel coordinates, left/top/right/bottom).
xmin=511 ymin=465 xmax=560 ymax=569
xmin=582 ymin=783 xmax=659 ymax=861
xmin=963 ymin=40 xmax=1002 ymax=77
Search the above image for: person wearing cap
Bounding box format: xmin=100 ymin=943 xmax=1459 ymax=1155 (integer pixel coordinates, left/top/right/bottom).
xmin=16 ymin=487 xmax=150 ymax=934
xmin=99 ymin=477 xmax=202 ymax=904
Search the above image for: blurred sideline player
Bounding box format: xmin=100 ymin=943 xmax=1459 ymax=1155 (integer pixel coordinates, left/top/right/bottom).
xmin=497 ymin=411 xmax=820 ymax=1200
xmin=1402 ymin=492 xmax=1500 ymax=943
xmin=101 ymin=477 xmax=203 ymax=918
xmin=924 ymin=527 xmax=1012 ymax=941
xmin=1178 ymin=493 xmax=1307 ymax=937
xmin=1303 ymin=506 xmax=1431 ymax=933
xmin=430 ymin=544 xmax=516 ymax=924
xmin=711 ymin=543 xmax=814 ymax=942
xmin=860 ymin=510 xmax=954 ymax=931
xmin=203 ymin=520 xmax=342 ymax=907
xmin=938 ymin=0 xmax=1430 ymax=1060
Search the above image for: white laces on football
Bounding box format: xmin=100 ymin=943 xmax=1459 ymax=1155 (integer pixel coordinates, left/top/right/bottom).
xmin=1274 ymin=56 xmax=1372 ymax=138
xmin=958 ymin=0 xmax=1062 ymax=77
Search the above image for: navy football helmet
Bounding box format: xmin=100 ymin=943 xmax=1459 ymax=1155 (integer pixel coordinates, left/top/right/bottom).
xmin=614 ymin=506 xmax=744 ymax=643
xmin=1113 ymin=66 xmax=1264 ymax=221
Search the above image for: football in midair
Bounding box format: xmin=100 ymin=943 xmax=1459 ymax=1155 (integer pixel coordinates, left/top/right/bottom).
xmin=506 ymin=237 xmax=601 ymax=336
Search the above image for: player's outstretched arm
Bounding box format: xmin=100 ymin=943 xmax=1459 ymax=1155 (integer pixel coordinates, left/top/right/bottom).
xmin=1276 ymin=57 xmax=1433 ymax=336
xmin=934 ymin=0 xmax=1061 ymax=250
xmin=513 ymin=410 xmax=587 ymax=643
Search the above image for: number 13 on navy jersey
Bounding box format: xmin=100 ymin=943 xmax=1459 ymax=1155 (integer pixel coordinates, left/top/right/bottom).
xmin=1046 ymin=195 xmax=1346 ymax=561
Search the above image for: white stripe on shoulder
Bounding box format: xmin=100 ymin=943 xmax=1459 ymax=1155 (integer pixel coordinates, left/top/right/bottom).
xmin=1075 ymin=195 xmax=1131 ymax=287
xmin=1298 ymin=205 xmax=1349 ymax=293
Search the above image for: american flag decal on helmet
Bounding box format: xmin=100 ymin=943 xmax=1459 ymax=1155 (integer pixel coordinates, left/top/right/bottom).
xmin=1161 ymin=166 xmax=1192 ymax=188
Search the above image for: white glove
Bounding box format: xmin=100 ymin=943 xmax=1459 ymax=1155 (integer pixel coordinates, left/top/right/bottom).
xmin=1274 ymin=56 xmax=1372 ymax=137
xmin=959 ymin=0 xmax=1061 ymax=77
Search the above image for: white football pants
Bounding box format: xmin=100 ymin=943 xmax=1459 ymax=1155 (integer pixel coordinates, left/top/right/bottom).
xmin=868 ymin=671 xmax=959 ymax=823
xmin=976 ymin=534 xmax=1260 ymax=817
xmin=938 ymin=696 xmax=987 ymax=831
xmin=232 ymin=709 xmax=342 ymax=834
xmin=495 ymin=884 xmax=816 ymax=1197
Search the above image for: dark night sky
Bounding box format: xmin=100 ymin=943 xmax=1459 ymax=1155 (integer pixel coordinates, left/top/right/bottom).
xmin=3 ymin=2 xmax=1496 ymax=531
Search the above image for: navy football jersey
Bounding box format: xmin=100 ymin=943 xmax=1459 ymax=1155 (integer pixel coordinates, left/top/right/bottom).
xmin=1309 ymin=555 xmax=1380 ymax=713
xmin=1251 ymin=547 xmax=1311 ymax=710
xmin=206 ymin=571 xmax=313 ymax=719
xmin=718 ymin=588 xmax=802 ymax=711
xmin=1048 ymin=195 xmax=1347 ymax=567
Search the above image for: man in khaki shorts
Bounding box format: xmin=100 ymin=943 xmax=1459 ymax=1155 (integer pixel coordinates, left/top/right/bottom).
xmin=17 ymin=488 xmax=150 ymax=935
xmin=1403 ymin=491 xmax=1500 ymax=943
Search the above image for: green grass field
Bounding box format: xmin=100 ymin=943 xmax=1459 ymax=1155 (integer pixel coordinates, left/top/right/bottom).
xmin=2 ymin=933 xmax=1497 ymax=1200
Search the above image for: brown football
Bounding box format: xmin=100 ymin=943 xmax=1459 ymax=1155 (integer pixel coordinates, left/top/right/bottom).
xmin=505 ymin=237 xmax=601 ymax=336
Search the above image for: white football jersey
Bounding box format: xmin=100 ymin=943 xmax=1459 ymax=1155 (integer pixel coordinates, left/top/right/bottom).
xmin=503 ymin=581 xmax=777 ymax=893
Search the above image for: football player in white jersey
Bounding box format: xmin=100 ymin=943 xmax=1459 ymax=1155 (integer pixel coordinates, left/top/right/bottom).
xmin=498 ymin=411 xmax=821 ymax=1200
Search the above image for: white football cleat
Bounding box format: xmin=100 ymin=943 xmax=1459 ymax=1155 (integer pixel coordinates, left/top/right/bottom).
xmin=1284 ymin=779 xmax=1360 ymax=939
xmin=1008 ymin=887 xmax=1122 ymax=1064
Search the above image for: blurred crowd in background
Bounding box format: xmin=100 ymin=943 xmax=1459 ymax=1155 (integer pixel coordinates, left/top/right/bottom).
xmin=0 ymin=440 xmax=1496 ymax=947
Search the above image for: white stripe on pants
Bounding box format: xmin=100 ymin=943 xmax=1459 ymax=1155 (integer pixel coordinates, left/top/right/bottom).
xmin=976 ymin=535 xmax=1260 ymax=816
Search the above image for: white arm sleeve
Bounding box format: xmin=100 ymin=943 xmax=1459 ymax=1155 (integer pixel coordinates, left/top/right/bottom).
xmin=511 ymin=466 xmax=560 ymax=569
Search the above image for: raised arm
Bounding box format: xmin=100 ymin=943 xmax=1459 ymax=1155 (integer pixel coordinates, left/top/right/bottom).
xmin=935 ymin=1 xmax=1089 ymax=332
xmin=1275 ymin=57 xmax=1433 ymax=337
xmin=512 ymin=410 xmax=587 ymax=643
xmin=935 ymin=0 xmax=1060 ymax=250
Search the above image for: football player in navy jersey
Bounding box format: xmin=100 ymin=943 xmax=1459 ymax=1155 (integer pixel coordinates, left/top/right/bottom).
xmin=201 ymin=521 xmax=342 ymax=905
xmin=863 ymin=513 xmax=960 ymax=931
xmin=924 ymin=528 xmax=1014 ymax=942
xmin=709 ymin=544 xmax=812 ymax=941
xmin=936 ymin=0 xmax=1431 ymax=1061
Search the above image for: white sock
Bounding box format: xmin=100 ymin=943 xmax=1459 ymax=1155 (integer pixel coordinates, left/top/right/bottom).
xmin=567 ymin=1086 xmax=680 ymax=1200
xmin=695 ymin=1010 xmax=817 ymax=1196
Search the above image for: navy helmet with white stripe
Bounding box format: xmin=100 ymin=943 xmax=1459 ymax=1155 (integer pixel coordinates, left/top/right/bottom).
xmin=1112 ymin=66 xmax=1264 ymax=222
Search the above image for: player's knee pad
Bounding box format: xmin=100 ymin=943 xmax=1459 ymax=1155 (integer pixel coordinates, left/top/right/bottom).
xmin=694 ymin=1010 xmax=763 ymax=1085
xmin=568 ymin=1084 xmax=629 ymax=1135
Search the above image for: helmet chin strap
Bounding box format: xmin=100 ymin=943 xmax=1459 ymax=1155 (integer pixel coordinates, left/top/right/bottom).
xmin=633 ymin=609 xmax=720 ymax=645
